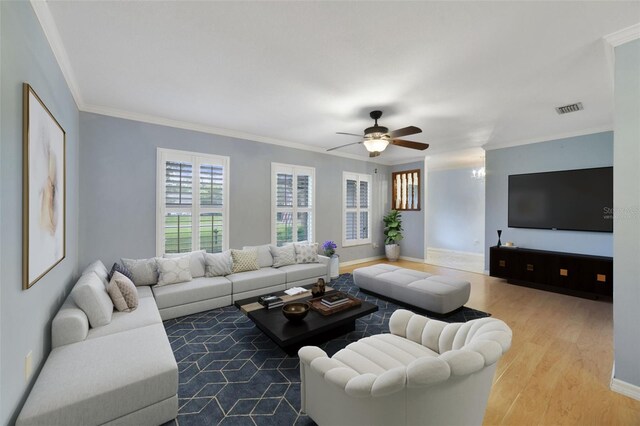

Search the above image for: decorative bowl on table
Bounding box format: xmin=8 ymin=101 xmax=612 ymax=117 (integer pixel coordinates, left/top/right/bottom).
xmin=282 ymin=302 xmax=310 ymax=322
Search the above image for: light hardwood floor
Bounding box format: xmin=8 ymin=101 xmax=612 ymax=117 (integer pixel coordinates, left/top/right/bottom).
xmin=340 ymin=259 xmax=640 ymax=426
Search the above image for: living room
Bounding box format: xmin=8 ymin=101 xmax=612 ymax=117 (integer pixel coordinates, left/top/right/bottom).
xmin=1 ymin=1 xmax=639 ymax=425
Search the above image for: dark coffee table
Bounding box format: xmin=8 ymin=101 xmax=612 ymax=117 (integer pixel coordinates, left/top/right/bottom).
xmin=235 ymin=290 xmax=378 ymax=355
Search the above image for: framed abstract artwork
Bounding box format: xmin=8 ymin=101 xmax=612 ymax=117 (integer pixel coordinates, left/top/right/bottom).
xmin=391 ymin=169 xmax=421 ymax=211
xmin=23 ymin=83 xmax=66 ymax=289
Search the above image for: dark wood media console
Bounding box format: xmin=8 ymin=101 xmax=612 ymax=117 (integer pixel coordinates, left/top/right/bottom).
xmin=489 ymin=246 xmax=613 ymax=300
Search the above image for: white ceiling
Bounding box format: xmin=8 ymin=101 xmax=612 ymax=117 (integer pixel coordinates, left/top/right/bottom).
xmin=39 ymin=1 xmax=640 ymax=165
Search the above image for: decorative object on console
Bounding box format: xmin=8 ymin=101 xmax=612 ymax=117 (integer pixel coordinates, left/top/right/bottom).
xmin=311 ymin=278 xmax=326 ymax=297
xmin=497 ymin=229 xmax=502 ymax=247
xmin=328 ymin=110 xmax=429 ymax=158
xmin=383 ymin=210 xmax=403 ymax=261
xmin=282 ymin=302 xmax=310 ymax=322
xmin=391 ymin=169 xmax=421 ymax=211
xmin=22 ymin=83 xmax=66 ymax=290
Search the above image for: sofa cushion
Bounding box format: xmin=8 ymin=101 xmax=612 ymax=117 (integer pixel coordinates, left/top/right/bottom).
xmin=165 ymin=250 xmax=206 ymax=278
xmin=82 ymin=260 xmax=109 ymax=287
xmin=86 ymin=296 xmax=162 ymax=340
xmin=16 ymin=324 xmax=177 ymax=426
xmin=107 ymin=271 xmax=139 ymax=312
xmin=278 ymin=263 xmax=327 ymax=282
xmin=152 ymin=276 xmax=232 ymax=310
xmin=226 ymin=267 xmax=286 ymax=294
xmin=231 ymin=248 xmax=260 ymax=273
xmin=136 ymin=286 xmax=154 ymax=298
xmin=243 ymin=244 xmax=273 ymax=268
xmin=71 ymin=272 xmax=114 ymax=328
xmin=270 ymin=244 xmax=296 ymax=268
xmin=51 ymin=296 xmax=89 ymax=348
xmin=121 ymin=257 xmax=160 ymax=286
xmin=204 ymin=250 xmax=233 ymax=277
xmin=156 ymin=255 xmax=192 ymax=286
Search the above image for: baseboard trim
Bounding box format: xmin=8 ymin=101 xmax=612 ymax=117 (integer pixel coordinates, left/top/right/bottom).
xmin=399 ymin=256 xmax=426 ymax=263
xmin=611 ymin=377 xmax=640 ymax=401
xmin=340 ymin=256 xmax=385 ymax=267
xmin=427 ymin=247 xmax=484 ymax=257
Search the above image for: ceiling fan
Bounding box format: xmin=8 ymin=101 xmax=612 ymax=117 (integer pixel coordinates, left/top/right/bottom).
xmin=328 ymin=110 xmax=429 ymax=157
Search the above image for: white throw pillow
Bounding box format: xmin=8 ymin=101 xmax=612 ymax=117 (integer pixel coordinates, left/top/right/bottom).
xmin=71 ymin=272 xmax=114 ymax=328
xmin=121 ymin=257 xmax=159 ymax=286
xmin=294 ymin=242 xmax=319 ymax=264
xmin=165 ymin=250 xmax=206 ymax=278
xmin=204 ymin=251 xmax=233 ymax=277
xmin=270 ymin=245 xmax=296 ymax=268
xmin=242 ymin=245 xmax=273 ymax=268
xmin=156 ymin=255 xmax=193 ymax=286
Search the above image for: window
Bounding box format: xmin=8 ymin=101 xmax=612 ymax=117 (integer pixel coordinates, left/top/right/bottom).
xmin=272 ymin=163 xmax=315 ymax=246
xmin=343 ymin=172 xmax=371 ymax=246
xmin=157 ymin=148 xmax=229 ymax=255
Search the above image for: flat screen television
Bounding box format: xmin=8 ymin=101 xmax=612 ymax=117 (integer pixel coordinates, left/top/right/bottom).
xmin=508 ymin=167 xmax=613 ymax=232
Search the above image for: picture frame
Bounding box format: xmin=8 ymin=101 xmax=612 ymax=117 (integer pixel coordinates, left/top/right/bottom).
xmin=23 ymin=83 xmax=66 ymax=290
xmin=392 ymin=169 xmax=421 ymax=211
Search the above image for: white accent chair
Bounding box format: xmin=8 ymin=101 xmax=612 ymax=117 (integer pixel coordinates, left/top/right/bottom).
xmin=298 ymin=309 xmax=512 ymax=426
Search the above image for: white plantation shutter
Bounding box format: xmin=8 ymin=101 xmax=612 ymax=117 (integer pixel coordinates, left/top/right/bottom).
xmin=343 ymin=172 xmax=371 ymax=246
xmin=157 ymin=149 xmax=229 ymax=255
xmin=272 ymin=163 xmax=315 ymax=246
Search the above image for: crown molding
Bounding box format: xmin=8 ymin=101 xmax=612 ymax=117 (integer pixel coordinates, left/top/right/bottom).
xmin=81 ymin=103 xmax=392 ymax=165
xmin=30 ymin=0 xmax=83 ymax=108
xmin=604 ymin=23 xmax=640 ymax=47
xmin=482 ymin=125 xmax=613 ymax=151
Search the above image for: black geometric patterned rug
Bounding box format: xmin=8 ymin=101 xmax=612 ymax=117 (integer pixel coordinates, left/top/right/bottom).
xmin=162 ymin=273 xmax=489 ymax=426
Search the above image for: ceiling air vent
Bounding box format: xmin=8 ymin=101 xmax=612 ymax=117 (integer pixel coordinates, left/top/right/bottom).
xmin=555 ymin=102 xmax=584 ymax=115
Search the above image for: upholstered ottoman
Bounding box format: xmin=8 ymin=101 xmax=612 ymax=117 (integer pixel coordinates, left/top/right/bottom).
xmin=353 ymin=264 xmax=470 ymax=314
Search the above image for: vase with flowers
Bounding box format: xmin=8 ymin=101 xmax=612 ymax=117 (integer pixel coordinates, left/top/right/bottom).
xmin=321 ymin=240 xmax=340 ymax=279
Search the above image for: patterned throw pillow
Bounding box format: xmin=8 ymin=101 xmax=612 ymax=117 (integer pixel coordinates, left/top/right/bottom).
xmin=156 ymin=255 xmax=192 ymax=286
xmin=108 ymin=262 xmax=134 ymax=282
xmin=164 ymin=250 xmax=206 ymax=278
xmin=231 ymin=249 xmax=260 ymax=273
xmin=121 ymin=257 xmax=159 ymax=286
xmin=270 ymin=245 xmax=296 ymax=268
xmin=107 ymin=271 xmax=139 ymax=312
xmin=294 ymin=242 xmax=319 ymax=264
xmin=204 ymin=251 xmax=233 ymax=277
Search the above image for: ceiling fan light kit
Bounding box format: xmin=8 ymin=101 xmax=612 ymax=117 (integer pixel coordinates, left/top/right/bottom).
xmin=329 ymin=110 xmax=429 ymax=157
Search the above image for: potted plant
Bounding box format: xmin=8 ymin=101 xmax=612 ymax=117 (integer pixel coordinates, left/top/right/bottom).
xmin=383 ymin=210 xmax=403 ymax=261
xmin=321 ymin=240 xmax=339 ymax=279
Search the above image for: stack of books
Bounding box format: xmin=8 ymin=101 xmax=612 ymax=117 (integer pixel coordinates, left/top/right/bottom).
xmin=321 ymin=293 xmax=350 ymax=308
xmin=258 ymin=295 xmax=284 ymax=309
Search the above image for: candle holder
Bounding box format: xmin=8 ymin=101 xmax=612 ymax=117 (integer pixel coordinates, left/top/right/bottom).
xmin=497 ymin=230 xmax=502 ymax=248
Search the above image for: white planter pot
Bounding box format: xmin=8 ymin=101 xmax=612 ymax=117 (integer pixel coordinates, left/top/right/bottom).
xmin=385 ymin=244 xmax=400 ymax=261
xmin=329 ymin=256 xmax=339 ymax=279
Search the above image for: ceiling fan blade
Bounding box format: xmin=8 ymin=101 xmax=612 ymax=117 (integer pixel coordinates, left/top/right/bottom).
xmin=336 ymin=132 xmax=364 ymax=137
xmin=369 ymin=151 xmax=381 ymax=158
xmin=326 ymin=141 xmax=363 ymax=152
xmin=390 ymin=139 xmax=430 ymax=150
xmin=388 ymin=126 xmax=422 ymax=138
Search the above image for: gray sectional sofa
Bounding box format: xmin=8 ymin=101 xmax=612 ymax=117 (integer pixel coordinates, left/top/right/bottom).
xmin=17 ymin=244 xmax=330 ymax=425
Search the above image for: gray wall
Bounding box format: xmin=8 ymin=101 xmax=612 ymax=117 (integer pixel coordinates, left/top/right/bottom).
xmin=390 ymin=161 xmax=425 ymax=260
xmin=613 ymin=39 xmax=640 ymax=388
xmin=79 ymin=112 xmax=389 ymax=268
xmin=427 ymin=166 xmax=485 ymax=254
xmin=1 ymin=2 xmax=80 ymax=424
xmin=484 ymin=131 xmax=614 ymax=269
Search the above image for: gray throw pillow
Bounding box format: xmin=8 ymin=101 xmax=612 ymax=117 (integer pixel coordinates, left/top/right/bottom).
xmin=121 ymin=257 xmax=159 ymax=286
xmin=156 ymin=255 xmax=193 ymax=286
xmin=165 ymin=250 xmax=206 ymax=278
xmin=243 ymin=245 xmax=273 ymax=268
xmin=294 ymin=242 xmax=319 ymax=264
xmin=71 ymin=272 xmax=114 ymax=328
xmin=204 ymin=251 xmax=233 ymax=277
xmin=107 ymin=271 xmax=139 ymax=312
xmin=270 ymin=244 xmax=296 ymax=268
